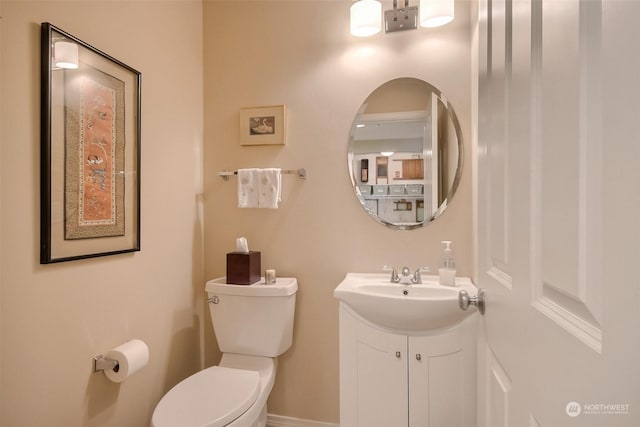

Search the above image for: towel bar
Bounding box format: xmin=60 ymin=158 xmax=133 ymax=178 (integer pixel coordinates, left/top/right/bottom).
xmin=219 ymin=168 xmax=307 ymax=181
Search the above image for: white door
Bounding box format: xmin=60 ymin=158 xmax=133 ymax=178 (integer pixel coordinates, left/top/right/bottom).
xmin=476 ymin=0 xmax=640 ymax=426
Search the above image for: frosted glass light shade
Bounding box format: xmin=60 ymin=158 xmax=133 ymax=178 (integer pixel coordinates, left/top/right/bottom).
xmin=54 ymin=41 xmax=79 ymax=69
xmin=420 ymin=0 xmax=454 ymax=28
xmin=350 ymin=0 xmax=382 ymax=37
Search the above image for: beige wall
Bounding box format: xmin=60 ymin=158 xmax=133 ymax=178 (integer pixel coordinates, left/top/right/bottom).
xmin=203 ymin=0 xmax=472 ymax=423
xmin=1 ymin=1 xmax=203 ymax=426
xmin=0 ymin=0 xmax=471 ymax=425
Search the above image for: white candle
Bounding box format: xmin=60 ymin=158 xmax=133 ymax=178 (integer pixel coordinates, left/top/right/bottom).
xmin=265 ymin=269 xmax=276 ymax=285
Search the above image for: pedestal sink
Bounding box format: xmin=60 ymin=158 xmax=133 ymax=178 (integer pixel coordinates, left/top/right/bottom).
xmin=334 ymin=272 xmax=479 ymax=332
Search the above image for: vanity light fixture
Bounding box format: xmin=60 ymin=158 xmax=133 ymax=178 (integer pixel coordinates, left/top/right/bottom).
xmin=419 ymin=0 xmax=454 ymax=28
xmin=350 ymin=0 xmax=454 ymax=37
xmin=350 ymin=0 xmax=383 ymax=37
xmin=54 ymin=41 xmax=79 ymax=69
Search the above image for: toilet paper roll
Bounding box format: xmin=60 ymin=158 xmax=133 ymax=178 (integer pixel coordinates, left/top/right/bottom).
xmin=103 ymin=339 xmax=149 ymax=383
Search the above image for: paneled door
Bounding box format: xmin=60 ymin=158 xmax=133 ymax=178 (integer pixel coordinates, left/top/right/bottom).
xmin=476 ymin=0 xmax=640 ymax=426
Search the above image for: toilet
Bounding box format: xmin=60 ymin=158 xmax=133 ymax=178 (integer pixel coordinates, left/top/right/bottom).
xmin=151 ymin=277 xmax=298 ymax=427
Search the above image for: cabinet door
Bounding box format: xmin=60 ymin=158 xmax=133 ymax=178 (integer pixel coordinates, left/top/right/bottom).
xmin=356 ymin=321 xmax=408 ymax=427
xmin=339 ymin=305 xmax=409 ymax=427
xmin=398 ymin=158 xmax=425 ymax=179
xmin=409 ymin=329 xmax=466 ymax=427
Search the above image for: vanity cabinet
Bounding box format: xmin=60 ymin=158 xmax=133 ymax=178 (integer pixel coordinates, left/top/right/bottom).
xmin=338 ymin=304 xmax=476 ymax=427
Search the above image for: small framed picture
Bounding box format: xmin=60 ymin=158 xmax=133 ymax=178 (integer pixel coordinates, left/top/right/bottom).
xmin=239 ymin=105 xmax=286 ymax=146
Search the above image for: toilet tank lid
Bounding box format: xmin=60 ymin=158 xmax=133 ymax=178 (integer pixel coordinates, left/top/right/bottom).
xmin=206 ymin=277 xmax=298 ymax=297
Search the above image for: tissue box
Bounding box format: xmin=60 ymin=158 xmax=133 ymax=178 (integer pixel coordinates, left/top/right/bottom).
xmin=226 ymin=251 xmax=261 ymax=285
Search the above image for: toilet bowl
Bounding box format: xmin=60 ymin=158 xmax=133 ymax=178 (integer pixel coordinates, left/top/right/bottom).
xmin=151 ymin=354 xmax=275 ymax=427
xmin=151 ymin=278 xmax=297 ymax=427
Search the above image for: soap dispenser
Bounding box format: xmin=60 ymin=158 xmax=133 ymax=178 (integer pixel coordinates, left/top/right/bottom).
xmin=439 ymin=241 xmax=457 ymax=286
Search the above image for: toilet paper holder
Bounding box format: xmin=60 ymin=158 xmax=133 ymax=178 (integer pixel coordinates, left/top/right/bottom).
xmin=93 ymin=355 xmax=119 ymax=373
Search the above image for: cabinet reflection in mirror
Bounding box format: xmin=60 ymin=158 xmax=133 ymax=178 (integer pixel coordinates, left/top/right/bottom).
xmin=348 ymin=78 xmax=463 ymax=230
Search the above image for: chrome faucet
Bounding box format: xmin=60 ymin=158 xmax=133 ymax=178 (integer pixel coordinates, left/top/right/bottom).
xmin=384 ymin=266 xmax=430 ymax=284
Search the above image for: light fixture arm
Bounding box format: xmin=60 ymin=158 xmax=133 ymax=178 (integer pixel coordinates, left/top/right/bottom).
xmin=385 ymin=0 xmax=419 ymax=33
xmin=391 ymin=0 xmax=411 ymax=9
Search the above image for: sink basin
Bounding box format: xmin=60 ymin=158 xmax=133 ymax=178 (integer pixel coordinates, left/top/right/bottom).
xmin=334 ymin=273 xmax=478 ymax=332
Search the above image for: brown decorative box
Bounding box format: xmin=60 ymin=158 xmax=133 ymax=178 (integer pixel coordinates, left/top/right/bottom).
xmin=226 ymin=251 xmax=261 ymax=285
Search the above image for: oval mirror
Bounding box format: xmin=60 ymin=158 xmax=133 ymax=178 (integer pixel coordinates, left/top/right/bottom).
xmin=348 ymin=78 xmax=463 ymax=230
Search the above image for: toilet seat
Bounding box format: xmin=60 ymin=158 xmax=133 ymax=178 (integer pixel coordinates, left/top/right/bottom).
xmin=151 ymin=366 xmax=260 ymax=427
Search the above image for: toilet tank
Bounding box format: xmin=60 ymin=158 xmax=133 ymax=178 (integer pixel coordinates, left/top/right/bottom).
xmin=205 ymin=277 xmax=297 ymax=357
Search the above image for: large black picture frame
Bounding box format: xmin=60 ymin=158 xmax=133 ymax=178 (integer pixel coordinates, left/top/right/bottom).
xmin=40 ymin=23 xmax=141 ymax=263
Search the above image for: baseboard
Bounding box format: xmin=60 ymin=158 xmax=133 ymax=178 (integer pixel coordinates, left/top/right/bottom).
xmin=267 ymin=413 xmax=339 ymax=427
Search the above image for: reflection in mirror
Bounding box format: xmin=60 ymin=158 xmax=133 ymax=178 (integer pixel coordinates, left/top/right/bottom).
xmin=348 ymin=78 xmax=463 ymax=230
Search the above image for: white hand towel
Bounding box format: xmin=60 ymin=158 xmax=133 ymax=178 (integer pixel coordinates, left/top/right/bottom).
xmin=258 ymin=168 xmax=282 ymax=209
xmin=237 ymin=168 xmax=259 ymax=208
